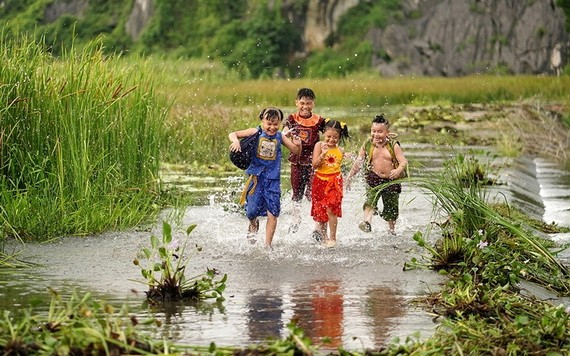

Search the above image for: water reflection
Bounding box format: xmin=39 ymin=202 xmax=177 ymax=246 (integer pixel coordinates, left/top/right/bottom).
xmin=291 ymin=279 xmax=344 ymax=348
xmin=3 ymin=147 xmax=569 ymax=350
xmin=147 ymin=298 xmax=227 ymax=342
xmin=365 ymin=287 xmax=405 ymax=347
xmin=246 ymin=289 xmax=284 ymax=342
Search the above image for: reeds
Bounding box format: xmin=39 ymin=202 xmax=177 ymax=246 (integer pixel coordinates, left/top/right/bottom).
xmin=0 ymin=32 xmax=168 ymax=240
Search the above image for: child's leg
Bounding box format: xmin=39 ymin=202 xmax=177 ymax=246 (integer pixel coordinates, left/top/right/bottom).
xmin=360 ymin=184 xmax=380 ymax=232
xmin=303 ymin=165 xmax=314 ymax=201
xmin=265 ymin=212 xmax=277 ymax=247
xmin=290 ymin=164 xmax=303 ymax=202
xmin=363 ymin=206 xmax=374 ymax=223
xmin=380 ymin=191 xmax=400 ymax=234
xmin=327 ymin=209 xmax=338 ymax=242
xmin=388 ymin=220 xmax=396 ymax=234
xmin=316 ymin=221 xmax=326 ymax=235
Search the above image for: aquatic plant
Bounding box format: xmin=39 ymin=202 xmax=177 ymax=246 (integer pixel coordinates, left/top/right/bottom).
xmin=133 ymin=221 xmax=227 ymax=302
xmin=390 ymin=152 xmax=570 ymax=354
xmin=0 ymin=292 xmax=318 ymax=356
xmin=407 ymin=151 xmax=569 ymax=290
xmin=0 ymin=288 xmax=165 ymax=355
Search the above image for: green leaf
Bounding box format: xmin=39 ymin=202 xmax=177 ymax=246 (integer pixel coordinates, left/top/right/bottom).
xmin=163 ymin=221 xmax=172 ymax=244
xmin=209 ymin=342 xmax=217 ymax=353
xmin=150 ymin=234 xmax=159 ymax=249
xmin=143 ymin=247 xmax=152 ymax=259
xmin=187 ymin=224 xmax=197 ymax=235
xmin=515 ymin=314 xmax=529 ymax=325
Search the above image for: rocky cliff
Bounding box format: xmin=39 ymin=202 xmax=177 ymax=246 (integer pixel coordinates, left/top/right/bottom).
xmin=38 ymin=0 xmax=569 ymax=76
xmin=281 ymin=0 xmax=568 ymax=76
xmin=369 ymin=0 xmax=568 ymax=76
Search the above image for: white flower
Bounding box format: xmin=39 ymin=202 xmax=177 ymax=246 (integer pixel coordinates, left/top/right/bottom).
xmin=477 ymin=240 xmax=489 ymax=249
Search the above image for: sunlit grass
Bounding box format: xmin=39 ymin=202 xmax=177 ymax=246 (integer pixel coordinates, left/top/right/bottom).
xmin=153 ymin=57 xmax=570 ymax=107
xmin=152 ymin=57 xmax=569 ymax=168
xmin=0 ymin=33 xmax=168 ymax=240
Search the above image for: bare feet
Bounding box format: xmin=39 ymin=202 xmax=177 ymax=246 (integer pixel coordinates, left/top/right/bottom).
xmin=247 ymin=218 xmax=259 ymax=243
xmin=324 ymin=239 xmax=336 ymax=248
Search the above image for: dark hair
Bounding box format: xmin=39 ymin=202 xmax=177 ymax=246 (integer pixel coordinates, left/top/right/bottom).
xmin=372 ymin=114 xmax=389 ymax=126
xmin=259 ymin=107 xmax=284 ymax=121
xmin=296 ymin=87 xmax=316 ymax=100
xmin=323 ymin=118 xmax=350 ymax=143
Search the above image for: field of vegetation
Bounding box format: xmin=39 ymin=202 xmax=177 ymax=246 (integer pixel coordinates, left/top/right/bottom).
xmin=2 ymin=32 xmax=570 ymax=355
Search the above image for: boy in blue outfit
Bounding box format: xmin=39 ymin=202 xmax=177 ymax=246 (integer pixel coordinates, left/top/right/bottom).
xmin=229 ymin=107 xmax=302 ymax=249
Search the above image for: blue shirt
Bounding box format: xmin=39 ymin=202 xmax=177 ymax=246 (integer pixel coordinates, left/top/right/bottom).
xmin=245 ymin=131 xmax=282 ymax=180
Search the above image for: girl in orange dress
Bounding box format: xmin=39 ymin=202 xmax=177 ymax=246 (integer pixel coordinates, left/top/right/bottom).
xmin=311 ymin=119 xmax=350 ymax=247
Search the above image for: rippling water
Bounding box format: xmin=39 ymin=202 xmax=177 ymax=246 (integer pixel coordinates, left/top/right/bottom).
xmin=2 ymin=145 xmax=569 ymax=352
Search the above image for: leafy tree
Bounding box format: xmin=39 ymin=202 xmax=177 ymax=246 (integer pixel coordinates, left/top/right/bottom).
xmin=214 ymin=1 xmax=300 ymax=78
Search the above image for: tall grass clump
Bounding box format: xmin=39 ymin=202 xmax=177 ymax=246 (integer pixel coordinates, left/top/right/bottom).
xmin=0 ymin=32 xmax=168 ymax=240
xmin=393 ymin=152 xmax=570 ymax=354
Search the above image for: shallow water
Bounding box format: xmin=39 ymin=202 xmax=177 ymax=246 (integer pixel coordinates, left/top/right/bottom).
xmin=2 ymin=145 xmax=569 ymax=352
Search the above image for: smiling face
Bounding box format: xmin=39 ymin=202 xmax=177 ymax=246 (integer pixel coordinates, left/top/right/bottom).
xmin=370 ymin=122 xmax=389 ymax=145
xmin=261 ymin=115 xmax=282 ymax=136
xmin=323 ymin=127 xmax=340 ymax=148
xmin=295 ymin=96 xmax=315 ymax=118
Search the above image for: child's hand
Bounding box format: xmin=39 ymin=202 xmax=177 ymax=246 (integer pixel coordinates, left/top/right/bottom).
xmin=291 ymin=135 xmax=302 ymax=146
xmin=229 ymin=141 xmax=242 ymax=152
xmin=389 ymin=168 xmax=402 ymax=179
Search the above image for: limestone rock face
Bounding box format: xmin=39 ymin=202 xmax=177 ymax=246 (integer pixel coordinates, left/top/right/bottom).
xmin=368 ymin=0 xmax=568 ymax=76
xmin=44 ymin=0 xmax=88 ymax=23
xmin=281 ymin=0 xmax=568 ymax=76
xmin=41 ymin=0 xmax=568 ymax=76
xmin=126 ymin=0 xmax=154 ymax=41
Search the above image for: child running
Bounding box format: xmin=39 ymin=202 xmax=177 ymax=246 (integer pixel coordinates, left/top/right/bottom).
xmin=229 ymin=107 xmax=302 ymax=250
xmin=311 ymin=119 xmax=350 ymax=247
xmin=346 ymin=114 xmax=408 ymax=235
xmin=283 ymin=88 xmax=326 ymax=232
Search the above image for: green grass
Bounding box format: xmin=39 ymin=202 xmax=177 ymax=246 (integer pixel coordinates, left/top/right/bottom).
xmin=0 ymin=33 xmax=168 ymax=240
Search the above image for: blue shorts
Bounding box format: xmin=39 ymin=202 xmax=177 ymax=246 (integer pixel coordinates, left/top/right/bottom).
xmin=245 ymin=176 xmax=281 ymax=220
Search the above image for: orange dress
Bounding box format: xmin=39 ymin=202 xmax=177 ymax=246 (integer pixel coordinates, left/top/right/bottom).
xmin=311 ymin=146 xmax=343 ymax=222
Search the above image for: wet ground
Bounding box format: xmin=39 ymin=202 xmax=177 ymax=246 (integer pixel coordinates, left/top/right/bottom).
xmin=2 ymin=145 xmax=569 ymax=353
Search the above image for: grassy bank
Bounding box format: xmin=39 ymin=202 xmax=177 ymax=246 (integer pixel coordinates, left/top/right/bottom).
xmin=0 ymin=34 xmax=168 ymax=241
xmin=1 ymin=40 xmax=568 ymax=240
xmin=144 ymin=58 xmax=570 ymax=168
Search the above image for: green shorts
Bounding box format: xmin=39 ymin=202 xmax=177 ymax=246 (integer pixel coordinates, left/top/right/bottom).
xmin=364 ymin=171 xmax=401 ymax=222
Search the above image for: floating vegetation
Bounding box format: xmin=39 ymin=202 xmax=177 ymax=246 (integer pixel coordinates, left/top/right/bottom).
xmin=133 ymin=221 xmax=227 ymax=302
xmin=397 ymin=152 xmax=570 ymax=354
xmin=0 ymin=289 xmax=165 ymax=355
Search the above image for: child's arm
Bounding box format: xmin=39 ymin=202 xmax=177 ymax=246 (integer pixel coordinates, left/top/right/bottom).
xmin=312 ymin=142 xmax=327 ymax=168
xmin=282 ymin=134 xmax=302 ymax=155
xmin=390 ymin=143 xmax=408 ymax=180
xmin=229 ymin=128 xmax=258 ymax=152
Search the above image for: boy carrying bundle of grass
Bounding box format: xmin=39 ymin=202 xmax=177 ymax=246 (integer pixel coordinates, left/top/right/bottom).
xmin=346 ymin=114 xmax=408 ymax=235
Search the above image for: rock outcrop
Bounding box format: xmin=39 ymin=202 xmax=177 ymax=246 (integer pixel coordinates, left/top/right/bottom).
xmin=39 ymin=0 xmax=568 ymax=76
xmin=370 ymin=0 xmax=568 ymax=76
